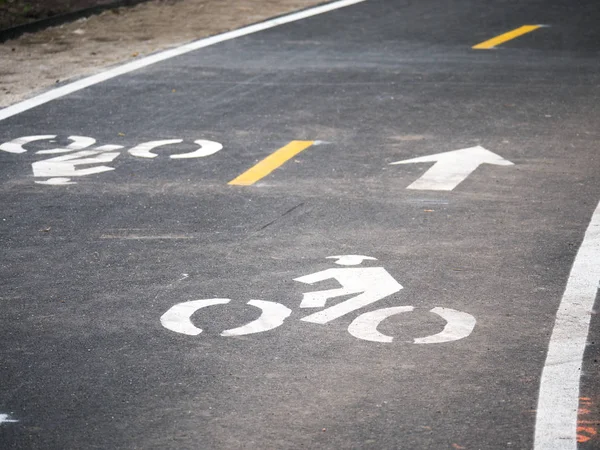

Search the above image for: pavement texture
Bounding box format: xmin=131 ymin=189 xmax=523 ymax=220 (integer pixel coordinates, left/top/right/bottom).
xmin=0 ymin=0 xmax=599 ymax=449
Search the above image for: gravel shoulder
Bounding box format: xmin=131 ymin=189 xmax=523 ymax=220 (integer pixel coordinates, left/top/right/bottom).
xmin=0 ymin=0 xmax=325 ymax=108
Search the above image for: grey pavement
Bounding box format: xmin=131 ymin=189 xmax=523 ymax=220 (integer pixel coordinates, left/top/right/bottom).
xmin=1 ymin=0 xmax=600 ymax=448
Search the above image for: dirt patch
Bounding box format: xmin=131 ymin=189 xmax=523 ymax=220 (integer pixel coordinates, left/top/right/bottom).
xmin=0 ymin=0 xmax=326 ymax=108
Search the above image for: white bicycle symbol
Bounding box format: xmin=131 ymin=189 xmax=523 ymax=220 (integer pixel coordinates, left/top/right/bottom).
xmin=0 ymin=134 xmax=223 ymax=185
xmin=160 ymin=255 xmax=476 ymax=344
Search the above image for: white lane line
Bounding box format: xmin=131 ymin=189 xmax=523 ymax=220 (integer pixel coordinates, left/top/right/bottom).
xmin=0 ymin=0 xmax=367 ymax=122
xmin=534 ymin=200 xmax=600 ymax=449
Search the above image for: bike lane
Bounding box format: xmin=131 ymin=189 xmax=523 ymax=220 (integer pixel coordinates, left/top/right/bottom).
xmin=1 ymin=0 xmax=600 ymax=448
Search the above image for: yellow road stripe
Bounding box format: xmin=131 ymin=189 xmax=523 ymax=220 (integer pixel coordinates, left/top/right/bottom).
xmin=228 ymin=140 xmax=314 ymax=186
xmin=473 ymin=25 xmax=542 ymax=49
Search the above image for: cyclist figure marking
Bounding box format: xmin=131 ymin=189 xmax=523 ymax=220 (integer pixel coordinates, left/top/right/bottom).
xmin=294 ymin=255 xmax=403 ymax=324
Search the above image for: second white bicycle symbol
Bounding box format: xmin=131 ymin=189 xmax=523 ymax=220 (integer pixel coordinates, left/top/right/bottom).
xmin=160 ymin=255 xmax=477 ymax=344
xmin=0 ymin=134 xmax=223 ymax=185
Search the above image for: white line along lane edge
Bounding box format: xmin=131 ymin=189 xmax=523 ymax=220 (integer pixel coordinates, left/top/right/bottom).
xmin=0 ymin=0 xmax=367 ymax=122
xmin=534 ymin=199 xmax=600 ymax=449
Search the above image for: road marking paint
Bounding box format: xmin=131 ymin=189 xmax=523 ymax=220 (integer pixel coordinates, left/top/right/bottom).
xmin=0 ymin=414 xmax=18 ymax=424
xmin=577 ymin=397 xmax=598 ymax=443
xmin=128 ymin=139 xmax=184 ymax=158
xmin=1 ymin=134 xmax=224 ymax=185
xmin=0 ymin=135 xmax=57 ymax=154
xmin=296 ymin=266 xmax=403 ymax=324
xmin=534 ymin=200 xmax=600 ymax=449
xmin=0 ymin=135 xmax=98 ymax=155
xmin=220 ymin=300 xmax=292 ymax=336
xmin=161 ymin=298 xmax=231 ymax=335
xmin=36 ymin=136 xmax=97 ymax=154
xmin=32 ymin=145 xmax=123 ymax=182
xmin=473 ymin=25 xmax=543 ymax=50
xmin=128 ymin=139 xmax=223 ymax=159
xmin=160 ymin=256 xmax=477 ymax=344
xmin=228 ymin=140 xmax=314 ymax=186
xmin=170 ymin=140 xmax=223 ymax=159
xmin=348 ymin=306 xmax=414 ymax=343
xmin=577 ymin=426 xmax=597 ymax=443
xmin=390 ymin=146 xmax=513 ymax=191
xmin=347 ymin=306 xmax=476 ymax=343
xmin=327 ymin=255 xmax=378 ymax=265
xmin=413 ymin=307 xmax=476 ymax=344
xmin=160 ymin=299 xmax=291 ymax=336
xmin=0 ymin=0 xmax=367 ymax=122
xmin=35 ymin=177 xmax=75 ymax=185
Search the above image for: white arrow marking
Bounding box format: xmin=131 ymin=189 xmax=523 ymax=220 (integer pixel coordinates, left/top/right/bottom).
xmin=390 ymin=145 xmax=513 ymax=191
xmin=160 ymin=298 xmax=231 ymax=335
xmin=220 ymin=300 xmax=291 ymax=336
xmin=413 ymin=307 xmax=476 ymax=344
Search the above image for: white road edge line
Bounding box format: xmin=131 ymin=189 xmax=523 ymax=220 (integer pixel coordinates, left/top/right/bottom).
xmin=534 ymin=199 xmax=600 ymax=449
xmin=0 ymin=0 xmax=367 ymax=122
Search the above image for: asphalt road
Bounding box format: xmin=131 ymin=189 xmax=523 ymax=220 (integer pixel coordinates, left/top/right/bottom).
xmin=1 ymin=0 xmax=600 ymax=449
